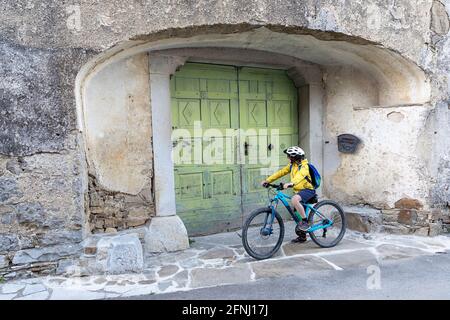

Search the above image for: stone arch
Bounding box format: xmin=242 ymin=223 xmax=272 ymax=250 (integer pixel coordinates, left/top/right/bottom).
xmin=75 ymin=25 xmax=430 ymax=251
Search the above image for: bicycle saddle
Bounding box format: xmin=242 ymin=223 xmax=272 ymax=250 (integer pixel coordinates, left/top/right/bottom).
xmin=306 ymin=195 xmax=318 ymax=204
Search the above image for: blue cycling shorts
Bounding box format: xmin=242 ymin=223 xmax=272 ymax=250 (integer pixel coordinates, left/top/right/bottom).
xmin=297 ymin=189 xmax=316 ymax=202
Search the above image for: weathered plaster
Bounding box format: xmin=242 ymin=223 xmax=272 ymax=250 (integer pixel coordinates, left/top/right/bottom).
xmin=83 ymin=53 xmax=153 ymax=195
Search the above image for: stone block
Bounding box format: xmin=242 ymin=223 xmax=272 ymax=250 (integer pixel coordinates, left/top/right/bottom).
xmin=394 ymin=198 xmax=423 ymax=210
xmin=381 ymin=223 xmax=411 ymax=235
xmin=94 ymin=220 xmax=105 ymax=229
xmin=90 ymin=207 xmax=104 ymax=214
xmin=0 ymin=178 xmax=19 ymax=202
xmin=198 ymin=247 xmax=236 ymax=260
xmin=382 ymin=209 xmax=399 ymax=223
xmin=397 ymin=209 xmax=418 ymax=225
xmin=126 ymin=218 xmax=148 ymax=227
xmin=343 ymin=205 xmax=382 ymax=233
xmin=429 ymin=222 xmax=443 ymax=237
xmin=16 ymin=202 xmax=46 ymax=226
xmin=0 ymin=234 xmax=19 ymax=253
xmin=414 ymin=227 xmax=430 ymax=237
xmin=144 ymin=215 xmax=189 ymax=253
xmin=89 ymin=193 xmax=103 ymax=207
xmin=12 ymin=243 xmax=82 ymax=265
xmin=157 ymin=264 xmax=179 ymax=278
xmin=127 ymin=206 xmax=149 ymax=219
xmin=0 ymin=255 xmax=9 ymax=268
xmin=346 ymin=212 xmax=370 ymax=233
xmin=431 ymin=0 xmax=450 ymax=35
xmin=38 ymin=230 xmax=83 ymax=246
xmin=96 ymin=233 xmax=144 ymax=274
xmin=104 ymin=219 xmax=117 ymax=228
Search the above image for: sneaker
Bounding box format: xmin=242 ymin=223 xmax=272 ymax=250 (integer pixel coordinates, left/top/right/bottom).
xmin=296 ymin=220 xmax=310 ymax=232
xmin=291 ymin=235 xmax=307 ymax=243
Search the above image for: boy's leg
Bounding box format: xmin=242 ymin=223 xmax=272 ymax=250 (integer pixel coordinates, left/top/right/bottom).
xmin=291 ymin=194 xmax=309 ymax=237
xmin=293 ymin=191 xmax=315 ymax=232
xmin=292 ymin=194 xmax=306 ymax=219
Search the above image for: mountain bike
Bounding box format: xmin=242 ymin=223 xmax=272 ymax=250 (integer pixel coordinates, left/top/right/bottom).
xmin=242 ymin=183 xmax=346 ymax=260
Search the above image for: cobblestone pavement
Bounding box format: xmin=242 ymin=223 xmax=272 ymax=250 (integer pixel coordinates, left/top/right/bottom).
xmin=1 ymin=222 xmax=450 ymax=300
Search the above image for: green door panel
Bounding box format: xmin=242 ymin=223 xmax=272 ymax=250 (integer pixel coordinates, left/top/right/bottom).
xmin=171 ymin=63 xmax=298 ymax=236
xmin=238 ymin=67 xmax=298 ymax=218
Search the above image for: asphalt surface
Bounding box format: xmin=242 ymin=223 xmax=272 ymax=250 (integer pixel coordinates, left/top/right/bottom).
xmin=125 ymin=251 xmax=450 ymax=300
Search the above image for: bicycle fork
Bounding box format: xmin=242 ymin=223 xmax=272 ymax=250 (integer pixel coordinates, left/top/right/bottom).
xmin=261 ymin=204 xmax=277 ymax=236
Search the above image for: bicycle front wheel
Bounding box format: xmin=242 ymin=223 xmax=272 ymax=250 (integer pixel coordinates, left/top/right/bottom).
xmin=242 ymin=207 xmax=285 ymax=260
xmin=308 ymin=200 xmax=346 ymax=248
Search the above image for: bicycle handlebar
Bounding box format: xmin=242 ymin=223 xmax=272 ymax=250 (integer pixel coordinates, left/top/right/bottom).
xmin=263 ymin=182 xmax=293 ymax=191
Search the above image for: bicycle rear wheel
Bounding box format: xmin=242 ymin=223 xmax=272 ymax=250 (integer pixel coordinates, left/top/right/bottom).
xmin=242 ymin=207 xmax=284 ymax=260
xmin=308 ymin=200 xmax=346 ymax=248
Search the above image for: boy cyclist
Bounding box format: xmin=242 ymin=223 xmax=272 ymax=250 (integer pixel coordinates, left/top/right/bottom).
xmin=261 ymin=146 xmax=316 ymax=243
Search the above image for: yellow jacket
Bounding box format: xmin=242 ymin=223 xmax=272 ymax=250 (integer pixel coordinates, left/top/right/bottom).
xmin=266 ymin=159 xmax=314 ymax=192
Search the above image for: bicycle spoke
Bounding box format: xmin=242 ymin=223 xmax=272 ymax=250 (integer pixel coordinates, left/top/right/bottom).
xmin=308 ymin=201 xmax=345 ymax=247
xmin=243 ymin=208 xmax=284 ymax=259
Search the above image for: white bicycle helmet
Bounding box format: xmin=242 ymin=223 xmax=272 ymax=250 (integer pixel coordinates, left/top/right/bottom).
xmin=283 ymin=146 xmax=305 ymax=159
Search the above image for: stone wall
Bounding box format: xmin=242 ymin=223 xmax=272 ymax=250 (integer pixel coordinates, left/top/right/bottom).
xmin=0 ymin=37 xmax=93 ymax=279
xmin=0 ymin=140 xmax=86 ymax=279
xmin=88 ymin=175 xmax=153 ymax=234
xmin=1 ymin=0 xmax=450 ymax=279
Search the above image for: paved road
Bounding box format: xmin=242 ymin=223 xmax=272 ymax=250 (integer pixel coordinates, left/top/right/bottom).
xmin=130 ymin=251 xmax=450 ymax=300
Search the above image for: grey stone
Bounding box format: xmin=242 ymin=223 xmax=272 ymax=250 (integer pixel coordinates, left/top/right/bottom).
xmin=381 ymin=224 xmax=411 ymax=235
xmin=198 ymin=247 xmax=236 ymax=260
xmin=55 ymin=259 xmax=78 ymax=275
xmin=431 ymin=0 xmax=450 ymax=35
xmin=0 ymin=178 xmax=19 ymax=202
xmin=190 ymin=264 xmax=252 ymax=288
xmin=251 ymin=255 xmax=333 ymax=279
xmin=414 ymin=227 xmax=430 ymax=237
xmin=22 ymin=284 xmax=47 ymax=296
xmin=0 ymin=234 xmax=19 ymax=253
xmin=5 ymin=158 xmax=28 ymax=175
xmin=144 ymin=216 xmax=189 ymax=253
xmin=96 ymin=233 xmax=144 ymax=274
xmin=0 ymin=39 xmax=90 ymax=156
xmin=157 ymin=264 xmax=179 ymax=278
xmin=38 ymin=230 xmax=83 ymax=246
xmin=172 ymin=270 xmax=189 ymax=288
xmin=158 ymin=281 xmax=173 ymax=291
xmin=429 ymin=222 xmax=443 ymax=236
xmin=0 ymin=255 xmax=9 ymax=268
xmin=16 ymin=202 xmax=46 ymax=226
xmin=12 ymin=243 xmax=82 ymax=265
xmin=343 ymin=205 xmax=382 ymax=233
xmin=1 ymin=212 xmax=16 ymax=224
xmin=1 ymin=283 xmax=25 ymax=294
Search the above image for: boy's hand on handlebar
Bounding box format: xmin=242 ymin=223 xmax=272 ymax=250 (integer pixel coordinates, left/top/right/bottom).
xmin=283 ymin=183 xmax=294 ymax=189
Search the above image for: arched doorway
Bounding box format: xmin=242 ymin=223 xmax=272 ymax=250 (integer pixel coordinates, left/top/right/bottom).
xmin=76 ymin=26 xmax=430 ymax=252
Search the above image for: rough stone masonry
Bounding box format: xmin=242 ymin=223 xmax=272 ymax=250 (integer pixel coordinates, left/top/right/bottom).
xmin=0 ymin=0 xmax=449 ymax=280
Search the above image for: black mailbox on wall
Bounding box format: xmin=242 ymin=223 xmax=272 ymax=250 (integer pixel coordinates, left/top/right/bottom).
xmin=337 ymin=134 xmax=361 ymax=154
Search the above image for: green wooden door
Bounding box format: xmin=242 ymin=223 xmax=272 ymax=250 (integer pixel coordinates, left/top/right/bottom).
xmin=238 ymin=67 xmax=298 ymax=221
xmin=171 ymin=63 xmax=298 ymax=236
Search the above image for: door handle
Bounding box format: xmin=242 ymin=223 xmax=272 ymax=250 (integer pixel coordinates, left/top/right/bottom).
xmin=244 ymin=141 xmax=249 ymax=156
xmin=268 ymin=143 xmax=273 ymax=151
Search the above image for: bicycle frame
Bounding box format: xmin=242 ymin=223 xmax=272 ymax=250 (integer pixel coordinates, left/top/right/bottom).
xmin=264 ymin=189 xmax=333 ymax=233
